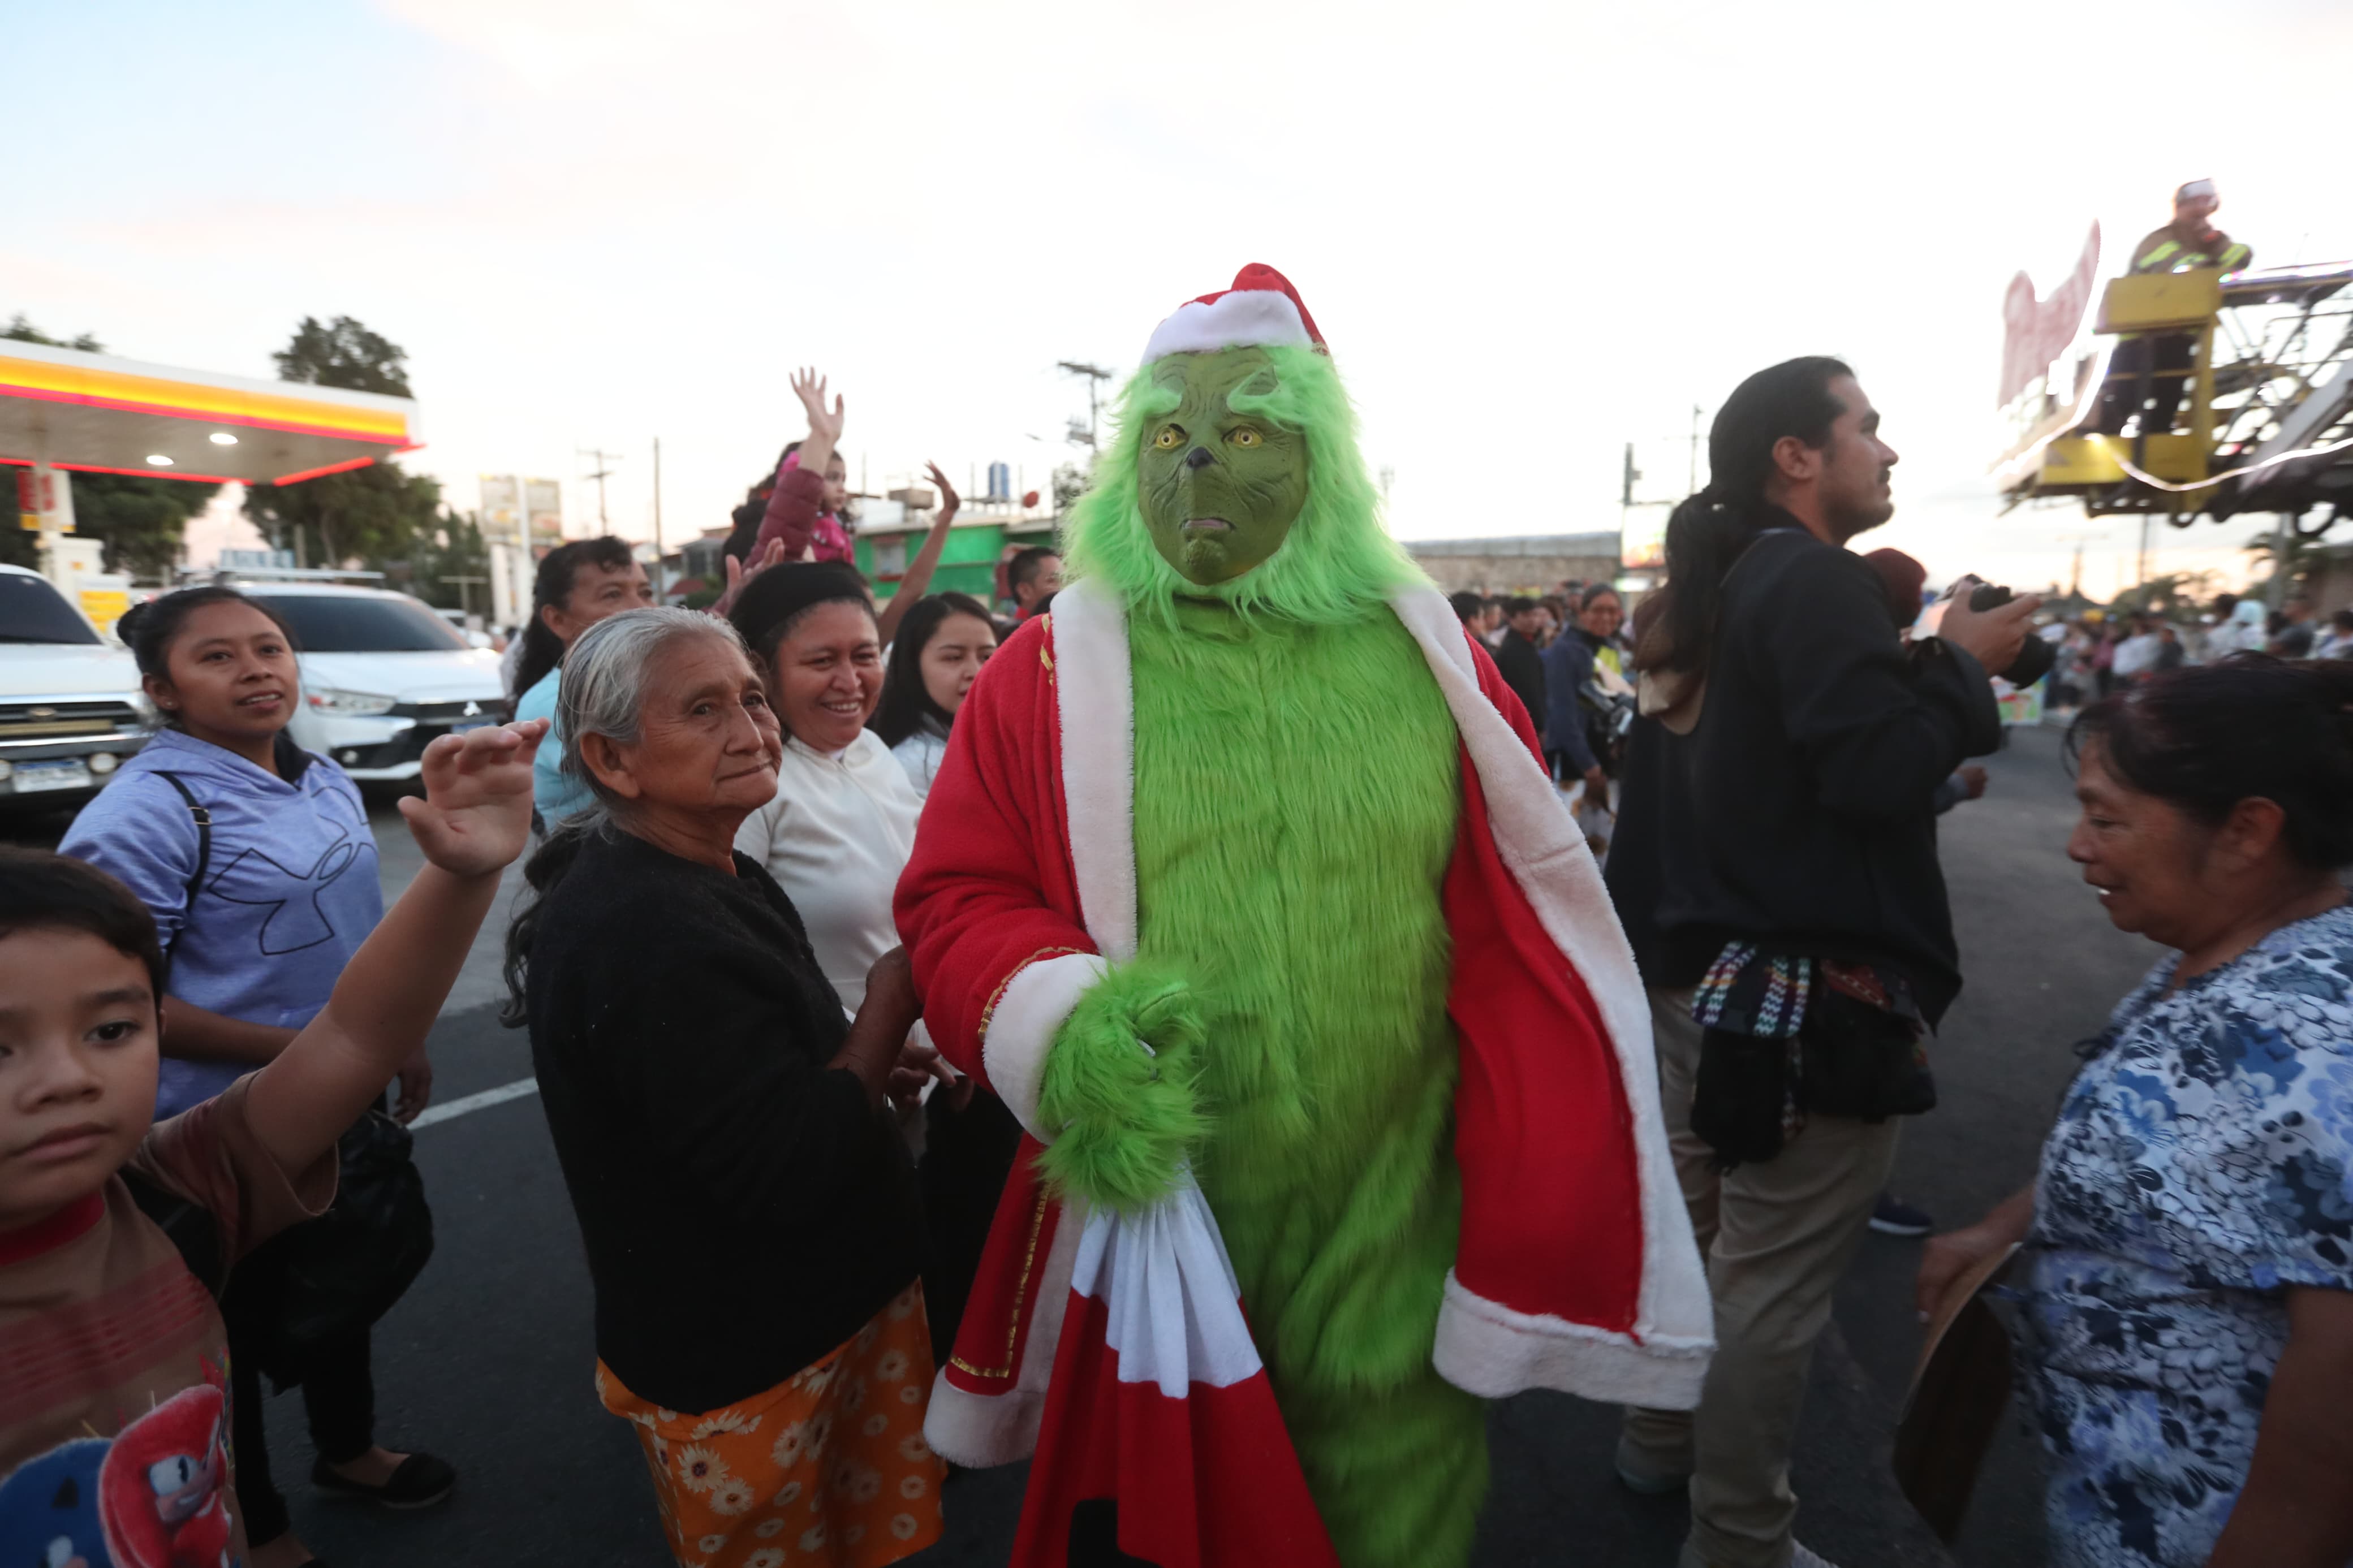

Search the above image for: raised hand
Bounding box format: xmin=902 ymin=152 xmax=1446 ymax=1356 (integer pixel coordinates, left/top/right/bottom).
xmin=395 ymin=718 xmax=548 ymax=880
xmin=790 ymin=366 xmax=845 ymax=447
xmin=923 ymin=461 xmax=960 ymax=524
xmin=712 ymin=537 xmax=790 ymax=620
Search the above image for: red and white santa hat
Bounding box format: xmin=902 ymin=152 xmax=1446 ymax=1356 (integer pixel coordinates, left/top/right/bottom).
xmin=1141 ymin=263 xmax=1327 ymax=364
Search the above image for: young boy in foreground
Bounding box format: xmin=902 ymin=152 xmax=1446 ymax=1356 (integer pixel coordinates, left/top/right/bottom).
xmin=0 ymin=719 xmax=546 ymax=1565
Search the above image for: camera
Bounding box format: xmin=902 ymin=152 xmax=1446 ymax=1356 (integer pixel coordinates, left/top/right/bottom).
xmin=1964 ymin=581 xmax=2056 ymax=686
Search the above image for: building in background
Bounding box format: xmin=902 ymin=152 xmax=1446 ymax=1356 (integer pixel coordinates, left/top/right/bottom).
xmin=850 ymin=503 xmax=1058 ymax=606
xmin=1402 ymin=532 xmax=1623 ymax=595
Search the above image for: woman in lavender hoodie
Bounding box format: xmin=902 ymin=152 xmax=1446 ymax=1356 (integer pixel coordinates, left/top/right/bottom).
xmin=61 ymin=586 xmax=454 ymax=1568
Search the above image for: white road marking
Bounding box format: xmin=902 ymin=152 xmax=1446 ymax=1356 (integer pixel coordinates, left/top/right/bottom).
xmin=410 ymin=1076 xmax=540 ymax=1130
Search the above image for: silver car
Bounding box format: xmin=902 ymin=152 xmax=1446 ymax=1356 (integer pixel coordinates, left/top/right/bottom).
xmin=0 ymin=564 xmax=152 ymax=811
xmin=234 ymin=582 xmax=509 ymax=783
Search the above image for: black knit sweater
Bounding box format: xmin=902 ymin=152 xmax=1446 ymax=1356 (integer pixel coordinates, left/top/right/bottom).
xmin=525 ymin=827 xmax=923 ymax=1413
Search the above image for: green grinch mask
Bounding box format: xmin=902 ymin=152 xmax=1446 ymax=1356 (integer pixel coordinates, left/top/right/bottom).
xmin=1136 ymin=348 xmax=1311 ymax=586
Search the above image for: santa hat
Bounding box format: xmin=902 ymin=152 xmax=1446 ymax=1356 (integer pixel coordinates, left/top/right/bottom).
xmin=1141 ymin=264 xmax=1326 ymax=364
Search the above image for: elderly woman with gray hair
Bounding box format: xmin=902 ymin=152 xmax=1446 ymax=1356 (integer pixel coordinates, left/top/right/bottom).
xmin=503 ymin=606 xmax=947 ymax=1567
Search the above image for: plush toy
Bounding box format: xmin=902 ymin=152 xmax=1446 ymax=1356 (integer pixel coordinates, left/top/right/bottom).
xmin=0 ymin=1438 xmax=110 ymax=1568
xmin=98 ymin=1384 xmax=232 ymax=1568
xmin=898 ymin=265 xmax=1712 ymax=1568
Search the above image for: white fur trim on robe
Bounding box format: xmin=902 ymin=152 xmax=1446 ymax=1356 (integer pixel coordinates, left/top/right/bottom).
xmin=1387 ymin=583 xmax=1714 ymax=1408
xmin=982 ymin=951 xmax=1110 ymax=1141
xmin=923 ymin=1196 xmax=1089 ymax=1467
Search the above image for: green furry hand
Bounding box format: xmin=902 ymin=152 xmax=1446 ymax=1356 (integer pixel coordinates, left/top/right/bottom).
xmin=1034 ymin=964 xmax=1209 ymax=1213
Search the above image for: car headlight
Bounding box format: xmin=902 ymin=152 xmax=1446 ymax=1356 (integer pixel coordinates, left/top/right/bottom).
xmin=306 ymin=688 xmax=397 ymax=716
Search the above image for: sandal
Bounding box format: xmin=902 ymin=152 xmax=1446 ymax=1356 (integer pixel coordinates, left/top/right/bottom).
xmin=311 ymin=1452 xmax=456 ymax=1510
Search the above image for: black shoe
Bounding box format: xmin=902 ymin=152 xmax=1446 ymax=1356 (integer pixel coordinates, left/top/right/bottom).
xmin=1869 ymin=1193 xmax=1933 ymax=1237
xmin=312 ymin=1452 xmax=457 ymax=1510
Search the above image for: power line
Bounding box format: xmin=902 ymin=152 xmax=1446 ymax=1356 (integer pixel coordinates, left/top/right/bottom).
xmin=1058 ymin=361 xmax=1114 ymax=452
xmin=578 ymin=445 xmax=624 ymax=529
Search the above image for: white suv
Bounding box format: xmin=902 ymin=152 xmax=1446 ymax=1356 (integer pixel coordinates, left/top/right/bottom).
xmin=232 ymin=581 xmax=509 ymax=784
xmin=0 ymin=564 xmax=152 ymax=811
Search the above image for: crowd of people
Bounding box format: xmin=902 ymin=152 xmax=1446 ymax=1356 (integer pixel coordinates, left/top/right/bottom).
xmin=2043 ymin=592 xmax=2352 ymax=712
xmin=2 ymin=343 xmax=2349 ymax=1568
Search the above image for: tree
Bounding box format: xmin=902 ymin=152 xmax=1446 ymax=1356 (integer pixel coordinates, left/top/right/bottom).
xmin=243 ymin=316 xmax=437 ymax=569
xmin=2107 ymin=569 xmax=2215 ymax=620
xmin=244 ymin=461 xmax=443 ymax=571
xmin=2243 ymin=508 xmax=2343 ymax=602
xmin=390 ymin=508 xmax=492 ymax=614
xmin=2 ymin=316 xmax=221 ymax=578
xmin=272 ymin=315 xmax=412 ymax=397
xmin=72 ymin=474 xmax=229 ymax=580
xmin=5 ymin=312 xmax=100 ymax=353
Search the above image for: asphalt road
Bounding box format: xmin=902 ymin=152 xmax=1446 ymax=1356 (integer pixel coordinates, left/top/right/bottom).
xmin=3 ymin=723 xmax=2157 ymax=1567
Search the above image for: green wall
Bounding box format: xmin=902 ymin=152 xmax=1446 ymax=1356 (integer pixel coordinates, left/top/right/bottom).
xmin=856 ymin=520 xmax=1055 ymax=603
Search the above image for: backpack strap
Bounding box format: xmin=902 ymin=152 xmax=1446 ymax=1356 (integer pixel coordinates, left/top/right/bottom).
xmin=119 ymin=1166 xmax=229 ymax=1300
xmin=153 ymin=771 xmax=211 ymax=966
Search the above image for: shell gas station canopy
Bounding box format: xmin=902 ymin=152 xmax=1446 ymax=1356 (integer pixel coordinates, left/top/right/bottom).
xmin=1 ymin=336 xmax=421 ymax=487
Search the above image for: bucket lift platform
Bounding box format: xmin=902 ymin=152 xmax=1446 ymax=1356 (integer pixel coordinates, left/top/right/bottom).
xmin=1997 ymin=260 xmax=2353 ymax=532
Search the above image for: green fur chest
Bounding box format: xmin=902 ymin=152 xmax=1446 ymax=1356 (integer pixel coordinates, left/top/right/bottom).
xmin=1127 ymin=601 xmax=1459 ymax=1211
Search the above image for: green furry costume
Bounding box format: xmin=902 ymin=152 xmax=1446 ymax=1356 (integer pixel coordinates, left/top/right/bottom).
xmin=1033 ymin=343 xmax=1490 ymax=1566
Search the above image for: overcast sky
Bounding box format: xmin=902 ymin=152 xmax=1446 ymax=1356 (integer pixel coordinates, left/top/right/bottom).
xmin=12 ymin=0 xmax=2350 ymax=603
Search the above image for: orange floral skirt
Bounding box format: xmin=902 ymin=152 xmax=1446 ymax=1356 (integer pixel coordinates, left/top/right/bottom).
xmin=597 ymin=1281 xmax=946 ymax=1568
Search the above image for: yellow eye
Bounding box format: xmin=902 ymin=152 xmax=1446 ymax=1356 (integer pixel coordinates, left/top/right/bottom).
xmin=1153 ymin=425 xmax=1185 ymax=451
xmin=1229 ymin=426 xmax=1262 ymax=448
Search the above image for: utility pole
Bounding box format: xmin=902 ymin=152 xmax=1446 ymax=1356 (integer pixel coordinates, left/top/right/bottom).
xmin=1619 ymin=442 xmax=1643 ymax=567
xmin=2055 ymin=532 xmax=2105 ymax=600
xmin=438 ymin=574 xmax=488 ymax=624
xmin=650 ymin=437 xmax=665 ymax=597
xmin=1058 ymin=361 xmax=1114 ymax=452
xmin=578 ymin=445 xmax=623 ymax=529
xmin=2264 ymin=511 xmax=2298 ymax=610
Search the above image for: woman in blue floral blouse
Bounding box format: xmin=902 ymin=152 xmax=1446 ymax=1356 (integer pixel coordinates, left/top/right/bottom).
xmin=1919 ymin=655 xmax=2353 ymax=1568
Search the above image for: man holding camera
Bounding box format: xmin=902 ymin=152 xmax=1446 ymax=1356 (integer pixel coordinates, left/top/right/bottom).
xmin=1608 ymin=357 xmax=2036 ymax=1568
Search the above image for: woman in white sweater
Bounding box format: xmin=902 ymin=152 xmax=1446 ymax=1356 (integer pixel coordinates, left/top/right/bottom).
xmin=730 ymin=568 xmax=1022 ymax=1362
xmin=869 ymin=591 xmax=998 ymax=798
xmin=726 ymin=564 xmax=924 ymax=1011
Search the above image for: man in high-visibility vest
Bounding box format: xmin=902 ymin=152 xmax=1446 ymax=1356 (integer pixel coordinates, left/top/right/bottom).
xmin=2129 ymin=179 xmax=2253 ymax=275
xmin=2096 ymin=180 xmax=2254 ymax=434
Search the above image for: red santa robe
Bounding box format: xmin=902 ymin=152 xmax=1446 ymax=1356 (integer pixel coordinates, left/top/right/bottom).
xmin=894 ymin=576 xmax=1713 ymax=1521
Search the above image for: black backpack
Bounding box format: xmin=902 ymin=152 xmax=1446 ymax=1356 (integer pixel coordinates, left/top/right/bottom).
xmin=120 ymin=1165 xmax=228 ymax=1299
xmin=136 ymin=767 xmax=436 ymax=1375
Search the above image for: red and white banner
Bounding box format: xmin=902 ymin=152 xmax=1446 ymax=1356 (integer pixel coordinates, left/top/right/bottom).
xmin=1998 ymin=223 xmax=2103 ymax=408
xmin=1008 ymin=1178 xmax=1342 ymax=1568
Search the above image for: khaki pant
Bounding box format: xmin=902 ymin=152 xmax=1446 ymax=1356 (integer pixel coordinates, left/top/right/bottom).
xmin=1621 ymin=986 xmax=1899 ymax=1568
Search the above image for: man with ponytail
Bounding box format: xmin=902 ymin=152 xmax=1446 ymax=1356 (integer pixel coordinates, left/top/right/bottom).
xmin=1610 ymin=357 xmax=2038 ymax=1568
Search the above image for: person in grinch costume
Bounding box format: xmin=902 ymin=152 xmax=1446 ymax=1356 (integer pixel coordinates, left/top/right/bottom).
xmin=897 ymin=265 xmax=1713 ymax=1568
